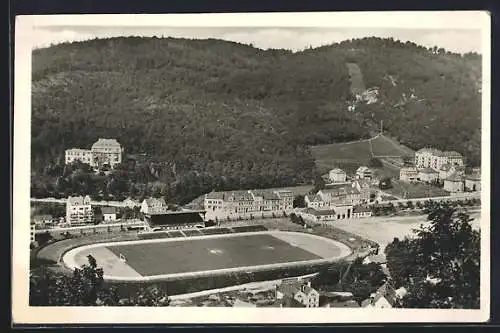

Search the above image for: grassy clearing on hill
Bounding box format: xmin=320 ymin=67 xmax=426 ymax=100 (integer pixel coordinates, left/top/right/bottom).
xmin=311 ymin=134 xmax=414 ymax=174
xmin=370 ymin=134 xmax=415 ymax=157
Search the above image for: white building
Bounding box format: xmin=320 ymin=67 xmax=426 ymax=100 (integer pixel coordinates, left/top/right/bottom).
xmin=443 ymin=173 xmax=465 ymax=193
xmin=299 ymin=208 xmax=338 ymax=223
xmin=66 ymin=195 xmax=93 ymax=225
xmin=361 ymin=282 xmax=407 ymax=309
xmin=123 ymin=197 xmax=140 ymax=208
xmin=328 ymin=168 xmax=347 ymax=183
xmin=276 ymin=281 xmax=319 ymax=308
xmin=91 ymin=138 xmax=123 ymax=169
xmin=415 ymin=148 xmax=464 ymax=171
xmin=439 ymin=164 xmax=465 ymax=181
xmin=417 ymin=167 xmax=439 ymax=183
xmin=30 ymin=220 xmax=36 ymax=244
xmin=399 ymin=167 xmax=418 ymax=183
xmin=141 ymin=197 xmax=168 ymax=215
xmin=65 ymin=148 xmax=93 ymax=166
xmin=355 ymin=166 xmax=373 ymax=180
xmin=352 ymin=205 xmax=372 ymax=218
xmin=465 ymin=173 xmax=481 ymax=192
xmin=64 ymin=138 xmax=123 ymax=169
xmin=203 ymin=189 xmax=293 ymax=220
xmin=102 ymin=207 xmax=117 ymax=222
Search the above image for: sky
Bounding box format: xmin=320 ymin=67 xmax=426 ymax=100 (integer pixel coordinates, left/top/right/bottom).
xmin=31 ymin=25 xmax=482 ymax=54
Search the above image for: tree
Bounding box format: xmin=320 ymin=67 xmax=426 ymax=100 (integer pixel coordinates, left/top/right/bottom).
xmin=35 ymin=231 xmax=53 ymax=247
xmin=30 ymin=255 xmax=171 ymax=306
xmin=293 ymin=195 xmax=306 ymax=208
xmin=379 ymin=177 xmax=393 ymax=190
xmin=385 ymin=202 xmax=480 ymax=308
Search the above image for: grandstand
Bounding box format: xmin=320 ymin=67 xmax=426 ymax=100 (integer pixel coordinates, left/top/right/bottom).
xmin=144 ymin=210 xmax=206 ymax=230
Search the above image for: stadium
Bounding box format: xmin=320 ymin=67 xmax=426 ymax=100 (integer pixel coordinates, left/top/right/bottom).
xmin=62 ymin=224 xmax=352 ymax=282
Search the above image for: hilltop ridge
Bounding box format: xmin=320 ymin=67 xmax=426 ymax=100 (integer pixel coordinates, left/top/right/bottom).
xmin=31 ymin=36 xmax=481 ymax=203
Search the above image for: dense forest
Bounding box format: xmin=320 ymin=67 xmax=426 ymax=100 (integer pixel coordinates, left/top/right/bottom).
xmin=31 ymin=36 xmax=482 ymax=204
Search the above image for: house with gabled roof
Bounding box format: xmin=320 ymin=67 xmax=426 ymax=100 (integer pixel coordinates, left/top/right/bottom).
xmin=140 ymin=197 xmax=168 ymax=215
xmin=361 ymin=282 xmax=407 ymax=308
xmin=443 ymin=173 xmax=465 ymax=193
xmin=328 ymin=168 xmax=347 ymax=183
xmin=418 ymin=167 xmax=439 ymax=183
xmin=101 ymin=206 xmax=117 ymax=222
xmin=275 ymin=280 xmax=319 ymax=308
xmin=464 ymin=172 xmax=481 ymax=192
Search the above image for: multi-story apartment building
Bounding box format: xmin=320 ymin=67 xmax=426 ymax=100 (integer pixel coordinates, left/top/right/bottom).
xmin=64 ymin=138 xmax=123 ymax=169
xmin=66 ymin=195 xmax=93 ymax=225
xmin=204 ymin=189 xmax=294 ymax=220
xmin=30 ymin=219 xmax=36 ymax=244
xmin=415 ymin=148 xmax=464 ymax=171
xmin=140 ymin=197 xmax=168 ymax=215
xmin=306 ymin=183 xmax=362 ymax=208
xmin=91 ymin=138 xmax=122 ymax=169
xmin=65 ymin=148 xmax=94 ymax=165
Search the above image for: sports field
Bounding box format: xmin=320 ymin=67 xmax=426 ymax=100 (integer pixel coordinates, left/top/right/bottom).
xmin=63 ymin=231 xmax=351 ymax=281
xmin=107 ymin=234 xmax=320 ymax=276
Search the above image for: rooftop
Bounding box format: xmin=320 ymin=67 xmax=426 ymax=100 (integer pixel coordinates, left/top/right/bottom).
xmin=353 ymin=205 xmax=371 ymax=213
xmin=91 ymin=138 xmax=121 ymax=148
xmin=444 ymin=173 xmax=464 ymax=182
xmin=145 ymin=211 xmax=205 ymax=226
xmin=302 ymin=207 xmax=336 ymax=216
xmin=67 ymin=195 xmax=91 ymax=205
xmin=418 ymin=167 xmax=438 ymax=174
xmin=329 ymin=168 xmax=346 ymax=174
xmin=143 ymin=197 xmax=167 ymax=207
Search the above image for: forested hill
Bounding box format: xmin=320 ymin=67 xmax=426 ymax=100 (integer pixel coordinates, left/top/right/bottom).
xmin=31 ymin=36 xmax=481 ymax=203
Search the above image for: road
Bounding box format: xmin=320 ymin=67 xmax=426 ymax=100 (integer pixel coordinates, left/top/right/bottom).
xmin=31 ymin=197 xmax=138 ymax=207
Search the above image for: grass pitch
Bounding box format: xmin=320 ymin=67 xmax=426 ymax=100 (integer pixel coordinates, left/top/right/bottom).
xmin=107 ymin=234 xmax=322 ymax=276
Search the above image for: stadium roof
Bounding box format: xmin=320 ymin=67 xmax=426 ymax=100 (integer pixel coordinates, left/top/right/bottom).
xmin=145 ymin=210 xmax=206 ymax=226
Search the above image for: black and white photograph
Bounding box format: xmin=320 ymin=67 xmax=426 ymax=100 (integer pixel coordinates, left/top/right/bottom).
xmin=13 ymin=11 xmax=490 ymax=324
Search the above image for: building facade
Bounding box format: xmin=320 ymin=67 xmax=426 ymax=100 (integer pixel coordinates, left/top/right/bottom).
xmin=399 ymin=167 xmax=418 ymax=183
xmin=465 ymin=173 xmax=481 ymax=192
xmin=30 ymin=219 xmax=36 ymax=244
xmin=415 ymin=148 xmax=464 ymax=171
xmin=328 ymin=168 xmax=347 ymax=183
xmin=418 ymin=168 xmax=439 ymax=183
xmin=352 ymin=205 xmax=372 ymax=218
xmin=65 ymin=148 xmax=93 ymax=165
xmin=140 ymin=197 xmax=168 ymax=215
xmin=91 ymin=138 xmax=122 ymax=169
xmin=66 ymin=195 xmax=93 ymax=225
xmin=64 ymin=138 xmax=123 ymax=169
xmin=204 ymin=189 xmax=293 ymax=220
xmin=276 ymin=281 xmax=319 ymax=308
xmin=355 ymin=166 xmax=373 ymax=180
xmin=443 ymin=174 xmax=465 ymax=193
xmin=102 ymin=207 xmax=117 ymax=222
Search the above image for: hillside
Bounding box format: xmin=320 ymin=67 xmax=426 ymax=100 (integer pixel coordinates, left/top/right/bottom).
xmin=31 ymin=36 xmax=482 ymax=203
